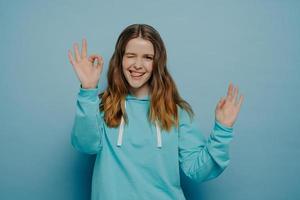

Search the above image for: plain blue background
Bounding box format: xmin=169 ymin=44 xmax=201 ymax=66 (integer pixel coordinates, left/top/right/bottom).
xmin=1 ymin=0 xmax=299 ymax=199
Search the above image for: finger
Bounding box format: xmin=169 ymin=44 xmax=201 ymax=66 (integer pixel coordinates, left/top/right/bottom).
xmin=93 ymin=58 xmax=99 ymax=68
xmin=226 ymin=82 xmax=234 ymax=100
xmin=237 ymin=94 xmax=244 ymax=109
xmin=90 ymin=55 xmax=103 ymax=68
xmin=81 ymin=38 xmax=87 ymax=58
xmin=89 ymin=54 xmax=99 ymax=63
xmin=233 ymin=86 xmax=239 ymax=104
xmin=217 ymin=97 xmax=226 ymax=109
xmin=68 ymin=50 xmax=75 ymax=66
xmin=73 ymin=43 xmax=81 ymax=62
xmin=95 ymin=55 xmax=104 ymax=69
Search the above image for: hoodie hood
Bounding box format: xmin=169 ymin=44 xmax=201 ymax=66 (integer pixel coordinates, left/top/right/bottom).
xmin=117 ymin=93 xmax=162 ymax=148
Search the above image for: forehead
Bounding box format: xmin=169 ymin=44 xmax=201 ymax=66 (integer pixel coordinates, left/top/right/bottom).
xmin=125 ymin=37 xmax=154 ymax=54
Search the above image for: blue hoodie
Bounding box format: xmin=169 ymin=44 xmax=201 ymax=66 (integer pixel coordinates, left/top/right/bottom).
xmin=71 ymin=87 xmax=234 ymax=200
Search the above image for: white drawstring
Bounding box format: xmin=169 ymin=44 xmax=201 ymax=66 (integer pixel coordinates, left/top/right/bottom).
xmin=117 ymin=100 xmax=162 ymax=148
xmin=155 ymin=121 xmax=162 ymax=148
xmin=117 ymin=116 xmax=125 ymax=147
xmin=117 ymin=101 xmax=126 ymax=147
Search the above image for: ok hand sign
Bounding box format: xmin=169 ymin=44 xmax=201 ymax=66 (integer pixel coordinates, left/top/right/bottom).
xmin=68 ymin=39 xmax=103 ymax=89
xmin=215 ymin=83 xmax=244 ymax=128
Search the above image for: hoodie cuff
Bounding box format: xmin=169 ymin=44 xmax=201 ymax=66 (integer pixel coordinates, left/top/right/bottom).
xmin=214 ymin=120 xmax=233 ymax=132
xmin=212 ymin=120 xmax=234 ymax=142
xmin=78 ymin=86 xmax=99 ymax=102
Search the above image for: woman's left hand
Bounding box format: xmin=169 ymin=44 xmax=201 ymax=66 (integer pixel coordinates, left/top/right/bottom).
xmin=215 ymin=83 xmax=244 ymax=128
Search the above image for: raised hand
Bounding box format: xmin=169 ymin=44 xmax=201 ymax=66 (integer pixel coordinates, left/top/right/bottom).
xmin=68 ymin=38 xmax=104 ymax=89
xmin=215 ymin=83 xmax=244 ymax=128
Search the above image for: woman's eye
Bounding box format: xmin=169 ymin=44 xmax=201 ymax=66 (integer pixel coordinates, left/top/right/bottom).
xmin=146 ymin=57 xmax=153 ymax=60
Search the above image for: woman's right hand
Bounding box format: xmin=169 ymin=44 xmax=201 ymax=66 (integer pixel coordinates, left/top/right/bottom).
xmin=68 ymin=38 xmax=103 ymax=89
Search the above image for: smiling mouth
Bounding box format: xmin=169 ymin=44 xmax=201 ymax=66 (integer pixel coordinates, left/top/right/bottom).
xmin=129 ymin=70 xmax=145 ymax=78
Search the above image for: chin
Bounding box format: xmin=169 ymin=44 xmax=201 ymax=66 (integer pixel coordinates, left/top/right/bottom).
xmin=128 ymin=80 xmax=147 ymax=89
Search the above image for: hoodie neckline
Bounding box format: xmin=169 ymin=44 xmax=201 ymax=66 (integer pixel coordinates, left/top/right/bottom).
xmin=126 ymin=93 xmax=150 ymax=101
xmin=118 ymin=94 xmax=162 ymax=148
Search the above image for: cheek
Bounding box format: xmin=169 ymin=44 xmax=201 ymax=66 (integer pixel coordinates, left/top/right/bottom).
xmin=122 ymin=58 xmax=127 ymax=69
xmin=122 ymin=59 xmax=128 ymax=76
xmin=123 ymin=57 xmax=132 ymax=66
xmin=122 ymin=58 xmax=135 ymax=69
xmin=146 ymin=62 xmax=154 ymax=73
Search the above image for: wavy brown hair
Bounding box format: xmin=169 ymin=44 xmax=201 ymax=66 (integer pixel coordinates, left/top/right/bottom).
xmin=99 ymin=24 xmax=193 ymax=132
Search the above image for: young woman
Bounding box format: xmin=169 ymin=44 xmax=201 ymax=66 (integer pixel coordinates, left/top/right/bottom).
xmin=68 ymin=24 xmax=244 ymax=200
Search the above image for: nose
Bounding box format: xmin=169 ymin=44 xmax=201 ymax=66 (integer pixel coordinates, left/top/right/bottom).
xmin=133 ymin=58 xmax=143 ymax=69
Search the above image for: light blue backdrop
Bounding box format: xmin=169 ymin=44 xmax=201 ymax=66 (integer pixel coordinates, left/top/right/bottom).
xmin=1 ymin=0 xmax=299 ymax=199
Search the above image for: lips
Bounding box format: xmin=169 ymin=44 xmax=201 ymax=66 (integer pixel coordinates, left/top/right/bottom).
xmin=129 ymin=70 xmax=145 ymax=78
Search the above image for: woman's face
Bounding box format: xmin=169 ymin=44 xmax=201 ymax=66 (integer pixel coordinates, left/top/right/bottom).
xmin=122 ymin=37 xmax=154 ymax=95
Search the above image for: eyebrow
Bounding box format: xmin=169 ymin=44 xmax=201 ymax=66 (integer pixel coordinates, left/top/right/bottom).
xmin=124 ymin=52 xmax=154 ymax=57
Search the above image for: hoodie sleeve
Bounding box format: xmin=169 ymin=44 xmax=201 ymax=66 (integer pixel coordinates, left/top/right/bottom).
xmin=178 ymin=108 xmax=234 ymax=183
xmin=71 ymin=87 xmax=104 ymax=154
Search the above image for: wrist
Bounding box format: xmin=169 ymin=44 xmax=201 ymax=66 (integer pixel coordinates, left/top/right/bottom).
xmin=215 ymin=119 xmax=233 ymax=129
xmin=80 ymin=84 xmax=98 ymax=89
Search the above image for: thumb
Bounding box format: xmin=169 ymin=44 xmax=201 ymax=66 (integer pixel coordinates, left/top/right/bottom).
xmin=217 ymin=97 xmax=226 ymax=109
xmin=89 ymin=55 xmax=103 ymax=68
xmin=93 ymin=58 xmax=99 ymax=68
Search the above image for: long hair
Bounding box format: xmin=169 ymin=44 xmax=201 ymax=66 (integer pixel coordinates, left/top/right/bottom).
xmin=99 ymin=24 xmax=193 ymax=132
